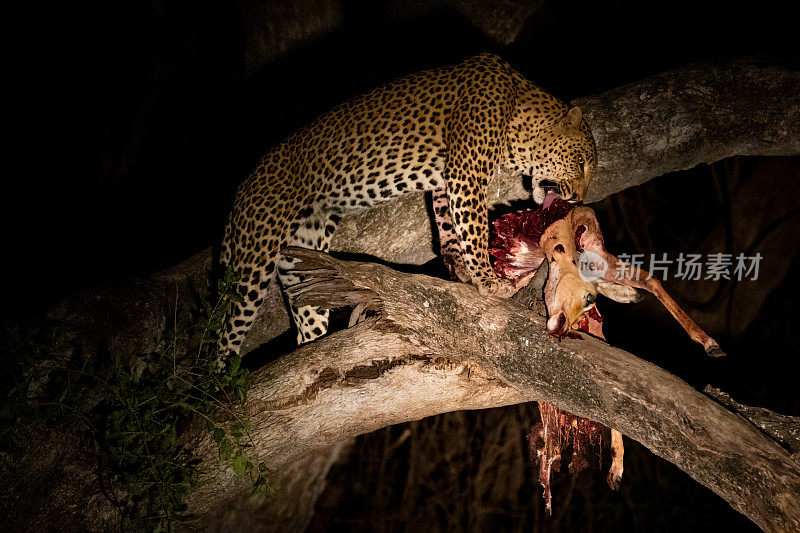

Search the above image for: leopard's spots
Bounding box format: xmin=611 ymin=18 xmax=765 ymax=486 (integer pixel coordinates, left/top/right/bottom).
xmin=216 ymin=53 xmax=597 ymax=365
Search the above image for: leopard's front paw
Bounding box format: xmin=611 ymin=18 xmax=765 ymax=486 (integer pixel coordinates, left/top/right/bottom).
xmin=445 ymin=256 xmax=470 ymax=283
xmin=475 ymin=276 xmax=516 ymax=298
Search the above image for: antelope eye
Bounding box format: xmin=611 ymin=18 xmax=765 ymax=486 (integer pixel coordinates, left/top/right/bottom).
xmin=584 ymin=293 xmax=596 ymax=306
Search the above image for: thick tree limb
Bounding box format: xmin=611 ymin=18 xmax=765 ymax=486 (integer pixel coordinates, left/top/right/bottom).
xmin=580 ymin=59 xmax=800 ymax=202
xmin=174 ymin=249 xmax=799 ymax=532
xmin=704 ymin=386 xmax=800 ymax=457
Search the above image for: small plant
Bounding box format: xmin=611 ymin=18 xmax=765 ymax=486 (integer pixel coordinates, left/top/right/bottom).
xmin=0 ymin=269 xmax=267 ymax=530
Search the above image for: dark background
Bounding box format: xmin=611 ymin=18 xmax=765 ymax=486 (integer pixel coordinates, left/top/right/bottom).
xmin=17 ymin=0 xmax=800 ymax=530
xmin=27 ymin=0 xmax=796 ymax=305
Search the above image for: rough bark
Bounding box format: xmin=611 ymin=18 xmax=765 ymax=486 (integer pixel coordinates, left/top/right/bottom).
xmin=579 ymin=58 xmax=800 ymax=202
xmin=176 ymin=249 xmax=799 ymax=532
xmin=704 ymin=386 xmax=800 ymax=457
xmin=241 ymin=0 xmax=343 ymax=72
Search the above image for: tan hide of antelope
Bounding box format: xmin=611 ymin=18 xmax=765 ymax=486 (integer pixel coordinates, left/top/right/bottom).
xmin=538 ymin=206 xmax=725 ymax=357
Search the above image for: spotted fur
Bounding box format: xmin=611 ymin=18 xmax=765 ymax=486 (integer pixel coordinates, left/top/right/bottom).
xmin=218 ymin=53 xmax=597 ymax=360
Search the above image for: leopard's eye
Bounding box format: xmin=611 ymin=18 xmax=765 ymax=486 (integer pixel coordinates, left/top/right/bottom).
xmin=577 ymin=154 xmax=585 ymax=171
xmin=584 ymin=292 xmax=595 ymax=306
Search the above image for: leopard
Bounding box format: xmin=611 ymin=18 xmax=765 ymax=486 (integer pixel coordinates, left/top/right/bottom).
xmin=218 ymin=53 xmax=598 ymax=360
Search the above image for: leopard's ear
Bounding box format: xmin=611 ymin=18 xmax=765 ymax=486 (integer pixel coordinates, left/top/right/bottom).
xmin=555 ymin=106 xmax=582 ymax=136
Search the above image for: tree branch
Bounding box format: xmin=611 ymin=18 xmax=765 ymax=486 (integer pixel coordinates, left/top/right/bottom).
xmin=177 ymin=249 xmax=799 ymax=532
xmin=704 ymin=386 xmax=800 ymax=457
xmin=579 ymin=58 xmax=800 ymax=202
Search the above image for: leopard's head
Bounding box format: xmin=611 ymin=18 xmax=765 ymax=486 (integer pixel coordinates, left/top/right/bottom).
xmin=525 ymin=107 xmax=597 ymax=205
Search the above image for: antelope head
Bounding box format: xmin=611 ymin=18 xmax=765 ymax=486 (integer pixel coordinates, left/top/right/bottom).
xmin=539 ymin=206 xmax=724 ymax=356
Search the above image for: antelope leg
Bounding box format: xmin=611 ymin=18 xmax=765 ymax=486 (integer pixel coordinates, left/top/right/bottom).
xmin=607 ymin=429 xmax=624 ymax=491
xmin=566 ymin=207 xmax=724 ymax=357
xmin=603 ymin=254 xmax=725 ymax=357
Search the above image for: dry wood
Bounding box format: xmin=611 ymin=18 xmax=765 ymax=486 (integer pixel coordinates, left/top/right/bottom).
xmin=704 ymin=386 xmax=800 ymax=457
xmin=177 ymin=248 xmax=800 ymax=532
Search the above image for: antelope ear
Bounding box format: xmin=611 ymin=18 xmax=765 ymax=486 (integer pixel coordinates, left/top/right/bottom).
xmin=556 ymin=106 xmax=582 ymax=136
xmin=596 ymin=279 xmax=644 ymax=304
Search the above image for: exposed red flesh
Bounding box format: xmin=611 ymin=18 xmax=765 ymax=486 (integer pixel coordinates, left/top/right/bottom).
xmin=490 ymin=199 xmax=614 ymax=514
xmin=574 ymin=224 xmax=586 ymax=252
xmin=490 ymin=195 xmax=572 ymax=280
xmin=529 ymin=401 xmax=605 ymax=515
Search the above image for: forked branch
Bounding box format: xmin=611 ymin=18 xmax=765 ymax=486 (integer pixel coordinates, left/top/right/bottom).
xmin=183 ymin=248 xmax=800 ymax=532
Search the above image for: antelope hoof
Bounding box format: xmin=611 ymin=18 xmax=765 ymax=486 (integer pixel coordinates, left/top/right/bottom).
xmin=705 ymin=342 xmax=726 ymax=358
xmin=606 ymin=469 xmax=622 ymax=491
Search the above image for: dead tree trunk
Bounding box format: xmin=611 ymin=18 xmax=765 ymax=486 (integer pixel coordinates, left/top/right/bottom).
xmin=179 ymin=249 xmax=799 ymax=532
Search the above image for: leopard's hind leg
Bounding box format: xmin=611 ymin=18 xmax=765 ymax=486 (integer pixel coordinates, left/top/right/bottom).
xmin=277 ymin=208 xmax=341 ymax=344
xmin=216 ymin=158 xmax=315 ymax=365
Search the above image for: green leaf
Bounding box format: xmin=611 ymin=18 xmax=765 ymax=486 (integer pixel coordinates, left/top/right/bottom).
xmin=219 ymin=438 xmax=233 ymax=461
xmin=233 ymin=451 xmax=246 ymax=476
